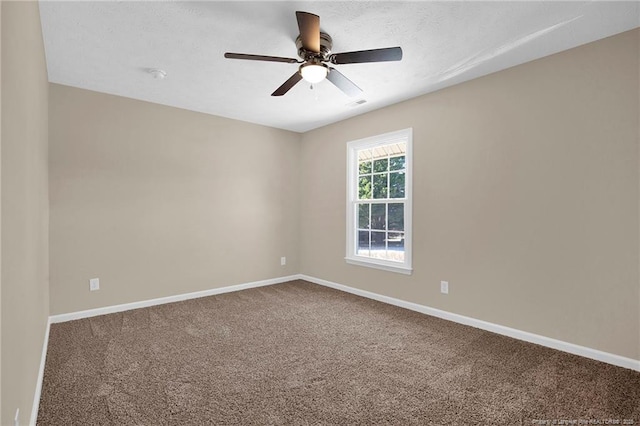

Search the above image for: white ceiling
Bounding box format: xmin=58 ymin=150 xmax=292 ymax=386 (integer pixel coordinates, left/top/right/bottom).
xmin=39 ymin=1 xmax=639 ymax=133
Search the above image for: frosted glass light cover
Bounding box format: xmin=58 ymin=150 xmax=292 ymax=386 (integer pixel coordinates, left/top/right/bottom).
xmin=300 ymin=64 xmax=327 ymax=83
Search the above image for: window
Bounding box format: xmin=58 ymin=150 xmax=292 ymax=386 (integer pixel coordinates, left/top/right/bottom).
xmin=346 ymin=128 xmax=412 ymax=274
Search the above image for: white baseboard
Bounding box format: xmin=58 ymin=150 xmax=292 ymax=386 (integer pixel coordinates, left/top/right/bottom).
xmin=49 ymin=275 xmax=300 ymax=323
xmin=300 ymin=274 xmax=640 ymax=372
xmin=42 ymin=272 xmax=640 ymax=397
xmin=30 ymin=316 xmax=51 ymax=426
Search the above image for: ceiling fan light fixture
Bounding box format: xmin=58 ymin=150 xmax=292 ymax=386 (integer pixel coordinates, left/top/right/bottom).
xmin=300 ymin=63 xmax=328 ymax=84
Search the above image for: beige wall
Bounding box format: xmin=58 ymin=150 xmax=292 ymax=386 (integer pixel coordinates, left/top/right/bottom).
xmin=0 ymin=1 xmax=3 ymax=422
xmin=49 ymin=84 xmax=300 ymax=315
xmin=637 ymin=28 xmax=640 ymax=360
xmin=300 ymin=29 xmax=640 ymax=360
xmin=1 ymin=2 xmax=50 ymax=425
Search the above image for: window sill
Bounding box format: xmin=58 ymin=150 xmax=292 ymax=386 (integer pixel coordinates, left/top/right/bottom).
xmin=345 ymin=257 xmax=413 ymax=275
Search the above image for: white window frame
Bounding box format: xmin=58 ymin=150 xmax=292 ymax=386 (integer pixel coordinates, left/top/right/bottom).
xmin=345 ymin=128 xmax=413 ymax=275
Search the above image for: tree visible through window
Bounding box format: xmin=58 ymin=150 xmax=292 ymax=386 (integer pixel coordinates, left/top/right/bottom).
xmin=346 ymin=129 xmax=412 ymax=274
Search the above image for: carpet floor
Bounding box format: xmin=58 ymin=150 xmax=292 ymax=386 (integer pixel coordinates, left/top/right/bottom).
xmin=38 ymin=280 xmax=640 ymax=425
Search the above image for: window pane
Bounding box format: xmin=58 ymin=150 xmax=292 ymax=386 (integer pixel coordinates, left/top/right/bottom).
xmin=388 ymin=203 xmax=404 ymax=231
xmin=389 ymin=172 xmax=405 ymax=198
xmin=373 ymin=158 xmax=389 ymax=173
xmin=357 ymin=231 xmax=370 ymax=256
xmin=387 ymin=232 xmax=405 ymax=262
xmin=358 ymin=204 xmax=370 ymax=229
xmin=371 ymin=231 xmax=386 ymax=258
xmin=390 ymin=155 xmax=405 ymax=171
xmin=373 ymin=174 xmax=388 ymax=199
xmin=359 ymin=161 xmax=372 ymax=175
xmin=358 ymin=176 xmax=372 ymax=199
xmin=371 ymin=204 xmax=386 ymax=230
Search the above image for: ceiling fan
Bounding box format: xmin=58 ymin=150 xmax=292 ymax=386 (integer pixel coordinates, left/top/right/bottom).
xmin=224 ymin=11 xmax=403 ymax=97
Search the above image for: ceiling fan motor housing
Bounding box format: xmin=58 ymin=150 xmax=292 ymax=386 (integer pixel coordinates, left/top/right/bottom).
xmin=296 ymin=32 xmax=333 ymax=60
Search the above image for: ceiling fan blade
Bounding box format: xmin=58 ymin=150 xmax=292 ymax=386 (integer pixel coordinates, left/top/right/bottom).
xmin=296 ymin=11 xmax=320 ymax=53
xmin=327 ymin=68 xmax=363 ymax=97
xmin=271 ymin=72 xmax=303 ymax=96
xmin=224 ymin=52 xmax=300 ymax=64
xmin=330 ymin=47 xmax=403 ymax=64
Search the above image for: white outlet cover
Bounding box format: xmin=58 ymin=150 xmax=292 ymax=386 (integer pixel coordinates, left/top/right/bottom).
xmin=90 ymin=278 xmax=100 ymax=291
xmin=280 ymin=257 xmax=286 ymax=266
xmin=440 ymin=281 xmax=449 ymax=294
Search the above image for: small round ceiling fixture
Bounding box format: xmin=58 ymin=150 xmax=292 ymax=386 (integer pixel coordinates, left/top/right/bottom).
xmin=148 ymin=69 xmax=167 ymax=80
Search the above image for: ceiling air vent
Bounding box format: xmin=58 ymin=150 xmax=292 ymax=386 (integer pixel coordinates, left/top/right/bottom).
xmin=347 ymin=99 xmax=367 ymax=107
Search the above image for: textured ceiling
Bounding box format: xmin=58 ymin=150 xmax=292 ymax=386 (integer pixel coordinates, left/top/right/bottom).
xmin=39 ymin=1 xmax=639 ymax=133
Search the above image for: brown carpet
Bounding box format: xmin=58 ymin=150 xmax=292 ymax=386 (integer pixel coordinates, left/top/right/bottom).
xmin=38 ymin=280 xmax=640 ymax=425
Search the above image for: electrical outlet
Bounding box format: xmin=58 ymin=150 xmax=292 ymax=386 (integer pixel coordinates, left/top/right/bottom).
xmin=14 ymin=408 xmax=19 ymax=426
xmin=440 ymin=281 xmax=449 ymax=294
xmin=89 ymin=278 xmax=100 ymax=291
xmin=280 ymin=257 xmax=286 ymax=266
